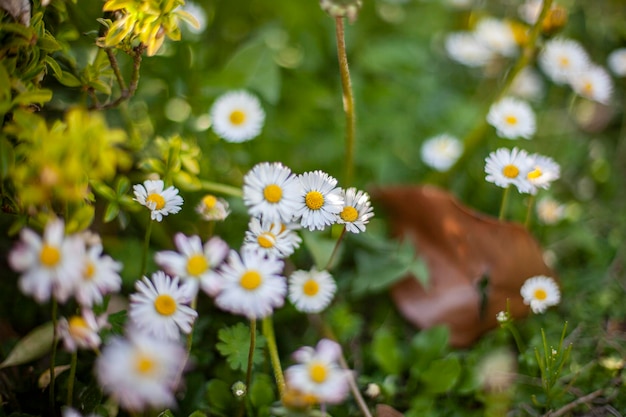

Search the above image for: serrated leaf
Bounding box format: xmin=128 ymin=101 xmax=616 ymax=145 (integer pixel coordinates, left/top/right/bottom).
xmin=216 ymin=322 xmax=266 ymax=372
xmin=0 ymin=322 xmax=54 ymax=368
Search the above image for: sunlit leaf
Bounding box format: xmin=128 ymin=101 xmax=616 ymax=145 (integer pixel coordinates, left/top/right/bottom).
xmin=0 ymin=322 xmax=54 ymax=369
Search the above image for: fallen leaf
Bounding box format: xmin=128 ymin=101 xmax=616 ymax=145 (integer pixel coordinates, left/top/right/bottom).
xmin=376 ymin=404 xmax=404 ymax=417
xmin=371 ymin=185 xmax=555 ymax=348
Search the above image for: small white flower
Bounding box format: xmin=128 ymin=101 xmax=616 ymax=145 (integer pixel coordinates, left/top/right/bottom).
xmin=526 ymin=153 xmax=560 ymax=194
xmin=129 ymin=271 xmax=198 ymax=341
xmin=569 ymin=65 xmax=613 ymax=105
xmin=510 ymin=67 xmax=545 ymax=102
xmin=8 ymin=218 xmax=84 ymax=303
xmin=285 ymin=339 xmax=351 ymax=404
xmin=484 ymin=147 xmax=534 ymax=193
xmin=195 ymin=194 xmax=230 ymax=221
xmin=487 ymin=97 xmax=536 ymax=139
xmin=133 ymin=179 xmax=183 ymax=222
xmin=336 ymin=188 xmax=374 ymax=234
xmin=95 ymin=332 xmax=186 ymax=412
xmin=155 ymin=233 xmax=229 ymax=297
xmin=215 ymin=249 xmax=286 ymax=319
xmin=294 ymin=171 xmax=344 ymax=231
xmin=520 ymin=275 xmax=560 ymax=314
xmin=74 ymin=243 xmax=122 ymax=308
xmin=518 ymin=0 xmax=546 ymax=24
xmin=495 ymin=311 xmax=510 ymax=324
xmin=539 ymin=38 xmax=590 ymax=85
xmin=536 ymin=197 xmax=565 ymax=225
xmin=243 ymin=162 xmax=302 ymax=224
xmin=444 ymin=32 xmax=494 ymax=67
xmin=474 ymin=18 xmax=518 ymax=57
xmin=58 ymin=310 xmax=106 ymax=352
xmin=420 ymin=133 xmax=464 ymax=172
xmin=608 ymin=48 xmax=626 ymax=77
xmin=288 ymin=268 xmax=337 ymax=313
xmin=62 ymin=408 xmax=99 ymax=417
xmin=243 ymin=217 xmax=302 ymax=259
xmin=210 ymin=90 xmax=265 ymax=143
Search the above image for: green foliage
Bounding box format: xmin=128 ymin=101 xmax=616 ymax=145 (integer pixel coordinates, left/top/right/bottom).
xmin=216 ymin=322 xmax=266 ymax=372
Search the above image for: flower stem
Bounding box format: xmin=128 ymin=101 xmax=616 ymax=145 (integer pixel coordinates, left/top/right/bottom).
xmin=199 ymin=180 xmax=243 ymax=198
xmin=524 ymin=194 xmax=536 ymax=228
xmin=140 ymin=218 xmax=153 ymax=278
xmin=245 ymin=319 xmax=256 ymax=389
xmin=262 ymin=316 xmax=285 ymax=398
xmin=325 ymin=226 xmax=347 ymax=271
xmin=498 ymin=185 xmax=511 ymax=221
xmin=49 ymin=299 xmax=58 ymax=410
xmin=335 ymin=16 xmax=356 ymax=186
xmin=66 ymin=351 xmax=78 ymax=406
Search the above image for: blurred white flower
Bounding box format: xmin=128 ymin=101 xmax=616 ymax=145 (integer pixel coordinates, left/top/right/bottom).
xmin=476 ymin=349 xmax=516 ymax=393
xmin=420 ymin=133 xmax=464 ymax=172
xmin=608 ymin=48 xmax=626 ymax=77
xmin=510 ymin=67 xmax=545 ymax=102
xmin=74 ymin=242 xmax=122 ymax=308
xmin=288 ymin=268 xmax=337 ymax=313
xmin=210 ymin=90 xmax=265 ymax=142
xmin=475 ymin=18 xmax=518 ymax=57
xmin=133 ymin=179 xmax=183 ymax=222
xmin=195 ymin=194 xmax=230 ymax=221
xmin=58 ymin=310 xmax=107 ymax=352
xmin=520 ymin=275 xmax=560 ymax=314
xmin=294 ymin=171 xmax=344 ymax=231
xmin=484 ymin=147 xmax=533 ymax=193
xmin=539 ymin=38 xmax=590 ymax=85
xmin=445 ymin=32 xmax=494 ymax=67
xmin=536 ymin=197 xmax=566 ymax=225
xmin=487 ymin=97 xmax=536 ymax=139
xmin=569 ymin=65 xmax=613 ymax=105
xmin=526 ymin=153 xmax=560 ymax=194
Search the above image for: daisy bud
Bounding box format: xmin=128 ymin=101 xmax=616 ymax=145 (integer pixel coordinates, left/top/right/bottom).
xmin=320 ymin=0 xmax=362 ymax=23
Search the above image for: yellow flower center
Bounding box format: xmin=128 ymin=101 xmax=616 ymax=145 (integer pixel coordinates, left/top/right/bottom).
xmin=154 ymin=294 xmax=177 ymax=316
xmin=502 ymin=164 xmax=520 ymax=179
xmin=240 ymin=270 xmax=262 ymax=290
xmin=135 ymin=353 xmax=156 ymax=375
xmin=202 ymin=195 xmax=217 ymax=209
xmin=263 ymin=184 xmax=283 ymax=203
xmin=40 ymin=244 xmax=61 ymax=267
xmin=534 ymin=288 xmax=548 ymax=301
xmin=146 ymin=193 xmax=166 ymax=210
xmin=187 ymin=254 xmax=209 ymax=276
xmin=583 ymin=81 xmax=593 ymax=95
xmin=504 ymin=115 xmax=518 ymax=126
xmin=68 ymin=316 xmax=89 ymax=338
xmin=302 ymin=279 xmax=319 ymax=296
xmin=229 ymin=109 xmax=246 ymax=126
xmin=83 ymin=261 xmax=96 ymax=280
xmin=257 ymin=233 xmax=276 ymax=249
xmin=340 ymin=206 xmax=358 ymax=222
xmin=305 ymin=191 xmax=324 ymax=210
xmin=559 ymin=56 xmax=570 ymax=68
xmin=309 ymin=362 xmax=328 ymax=384
xmin=528 ymin=167 xmax=543 ymax=180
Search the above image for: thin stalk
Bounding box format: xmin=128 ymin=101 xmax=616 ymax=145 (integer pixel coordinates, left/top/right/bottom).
xmin=499 ymin=185 xmax=511 ymax=220
xmin=262 ymin=316 xmax=285 ymax=398
xmin=49 ymin=299 xmax=58 ymax=410
xmin=245 ymin=319 xmax=256 ymax=389
xmin=335 ymin=16 xmax=356 ymax=186
xmin=186 ymin=296 xmax=198 ymax=352
xmin=66 ymin=351 xmax=78 ymax=406
xmin=325 ymin=226 xmax=347 ymax=271
xmin=199 ymin=180 xmax=243 ymax=198
xmin=524 ymin=194 xmax=536 ymax=228
xmin=140 ymin=218 xmax=153 ymax=278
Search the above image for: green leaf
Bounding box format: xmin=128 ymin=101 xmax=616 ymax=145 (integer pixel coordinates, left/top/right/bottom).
xmin=188 ymin=412 xmax=208 ymax=417
xmin=300 ymin=229 xmax=340 ymax=270
xmin=216 ymin=322 xmax=266 ymax=372
xmin=55 ymin=70 xmax=82 ymax=87
xmin=205 ymin=379 xmax=235 ymax=416
xmin=45 ymin=55 xmax=63 ymax=79
xmin=419 ymin=356 xmax=461 ymax=394
xmin=103 ymin=202 xmax=120 ymax=223
xmin=410 ymin=325 xmax=449 ymax=372
xmin=0 ymin=322 xmax=54 ymax=368
xmin=12 ymin=89 xmax=53 ymax=105
xmin=249 ymin=373 xmax=275 ymax=408
xmin=372 ymin=328 xmax=404 ymax=374
xmin=157 ymin=410 xmax=175 ymax=417
xmin=0 ymin=137 xmax=15 ymax=179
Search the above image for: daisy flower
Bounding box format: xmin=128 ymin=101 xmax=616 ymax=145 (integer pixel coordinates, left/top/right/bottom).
xmin=484 ymin=147 xmax=533 ymax=193
xmin=444 ymin=32 xmax=494 ymax=68
xmin=520 ymin=275 xmax=560 ymax=314
xmin=569 ymin=65 xmax=613 ymax=105
xmin=8 ymin=218 xmax=84 ymax=303
xmin=536 ymin=197 xmax=566 ymax=225
xmin=526 ymin=153 xmax=561 ymax=194
xmin=539 ymin=38 xmax=590 ymax=85
xmin=210 ymin=90 xmax=265 ymax=142
xmin=474 ymin=18 xmax=518 ymax=57
xmin=336 ymin=188 xmax=374 ymax=234
xmin=486 ymin=97 xmax=536 ymax=139
xmin=420 ymin=133 xmax=464 ymax=172
xmin=129 ymin=271 xmax=198 ymax=341
xmin=243 ymin=162 xmax=302 ymax=224
xmin=285 ymin=339 xmax=351 ymax=404
xmin=294 ymin=171 xmax=344 ymax=231
xmin=95 ymin=332 xmax=186 ymax=412
xmin=62 ymin=408 xmax=99 ymax=417
xmin=58 ymin=310 xmax=107 ymax=352
xmin=154 ymin=233 xmax=229 ymax=297
xmin=74 ymin=242 xmax=122 ymax=308
xmin=243 ymin=217 xmax=302 ymax=258
xmin=133 ymin=179 xmax=183 ymax=222
xmin=214 ymin=249 xmax=287 ymax=319
xmin=510 ymin=67 xmax=545 ymax=102
xmin=288 ymin=268 xmax=337 ymax=313
xmin=195 ymin=194 xmax=230 ymax=221
xmin=608 ymin=48 xmax=626 ymax=77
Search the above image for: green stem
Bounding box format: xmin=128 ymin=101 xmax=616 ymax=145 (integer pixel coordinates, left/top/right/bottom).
xmin=186 ymin=296 xmax=198 ymax=352
xmin=49 ymin=299 xmax=58 ymax=410
xmin=140 ymin=218 xmax=153 ymax=278
xmin=524 ymin=194 xmax=536 ymax=228
xmin=66 ymin=350 xmax=78 ymax=406
xmin=199 ymin=180 xmax=243 ymax=198
xmin=262 ymin=316 xmax=285 ymax=398
xmin=335 ymin=16 xmax=356 ymax=186
xmin=325 ymin=226 xmax=347 ymax=271
xmin=498 ymin=185 xmax=511 ymax=221
xmin=245 ymin=319 xmax=256 ymax=389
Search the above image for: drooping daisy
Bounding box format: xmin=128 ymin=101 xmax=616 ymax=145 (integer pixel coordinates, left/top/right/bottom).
xmin=539 ymin=38 xmax=590 ymax=85
xmin=129 ymin=271 xmax=198 ymax=341
xmin=484 ymin=147 xmax=533 ymax=193
xmin=243 ymin=217 xmax=302 ymax=258
xmin=57 ymin=310 xmax=107 ymax=352
xmin=474 ymin=18 xmax=518 ymax=57
xmin=510 ymin=67 xmax=545 ymax=102
xmin=444 ymin=32 xmax=494 ymax=68
xmin=210 ymin=90 xmax=265 ymax=143
xmin=536 ymin=197 xmax=565 ymax=225
xmin=8 ymin=218 xmax=84 ymax=303
xmin=95 ymin=332 xmax=186 ymax=412
xmin=195 ymin=194 xmax=230 ymax=221
xmin=420 ymin=133 xmax=464 ymax=172
xmin=154 ymin=233 xmax=229 ymax=297
xmin=608 ymin=48 xmax=626 ymax=77
xmin=243 ymin=162 xmax=302 ymax=224
xmin=294 ymin=171 xmax=344 ymax=231
xmin=288 ymin=268 xmax=337 ymax=313
xmin=285 ymin=339 xmax=351 ymax=404
xmin=133 ymin=179 xmax=183 ymax=222
xmin=526 ymin=153 xmax=561 ymax=194
xmin=73 ymin=242 xmax=122 ymax=308
xmin=214 ymin=249 xmax=287 ymax=319
xmin=569 ymin=65 xmax=613 ymax=105
xmin=520 ymin=275 xmax=560 ymax=314
xmin=486 ymin=97 xmax=536 ymax=139
xmin=336 ymin=188 xmax=374 ymax=234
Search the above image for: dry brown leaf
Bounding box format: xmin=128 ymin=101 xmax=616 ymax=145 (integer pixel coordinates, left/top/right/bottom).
xmin=376 ymin=404 xmax=405 ymax=417
xmin=371 ymin=185 xmax=555 ymax=348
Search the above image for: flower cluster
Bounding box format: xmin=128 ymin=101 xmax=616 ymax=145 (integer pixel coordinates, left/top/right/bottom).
xmin=485 ymin=147 xmax=560 ymax=195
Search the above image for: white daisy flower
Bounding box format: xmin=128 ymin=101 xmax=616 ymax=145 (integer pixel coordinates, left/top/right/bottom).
xmin=569 ymin=65 xmax=613 ymax=105
xmin=243 ymin=162 xmax=302 ymax=224
xmin=336 ymin=188 xmax=374 ymax=234
xmin=608 ymin=48 xmax=626 ymax=77
xmin=420 ymin=133 xmax=464 ymax=172
xmin=195 ymin=194 xmax=230 ymax=221
xmin=518 ymin=0 xmax=551 ymax=24
xmin=74 ymin=243 xmax=122 ymax=308
xmin=539 ymin=38 xmax=590 ymax=85
xmin=526 ymin=153 xmax=561 ymax=194
xmin=129 ymin=271 xmax=198 ymax=341
xmin=536 ymin=197 xmax=566 ymax=225
xmin=58 ymin=310 xmax=107 ymax=352
xmin=294 ymin=171 xmax=344 ymax=231
xmin=484 ymin=147 xmax=534 ymax=193
xmin=214 ymin=249 xmax=287 ymax=319
xmin=210 ymin=90 xmax=265 ymax=143
xmin=510 ymin=67 xmax=545 ymax=102
xmin=243 ymin=217 xmax=302 ymax=258
xmin=133 ymin=179 xmax=183 ymax=222
xmin=474 ymin=18 xmax=518 ymax=57
xmin=486 ymin=97 xmax=536 ymax=140
xmin=8 ymin=218 xmax=84 ymax=303
xmin=520 ymin=275 xmax=560 ymax=314
xmin=95 ymin=332 xmax=186 ymax=412
xmin=154 ymin=233 xmax=229 ymax=297
xmin=288 ymin=268 xmax=337 ymax=313
xmin=285 ymin=339 xmax=351 ymax=404
xmin=444 ymin=32 xmax=494 ymax=68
